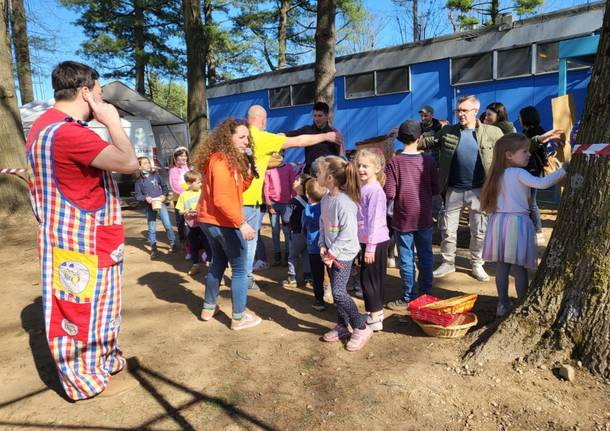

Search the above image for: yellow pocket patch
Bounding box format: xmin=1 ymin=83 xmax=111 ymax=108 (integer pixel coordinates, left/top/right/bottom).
xmin=52 ymin=248 xmax=98 ymax=300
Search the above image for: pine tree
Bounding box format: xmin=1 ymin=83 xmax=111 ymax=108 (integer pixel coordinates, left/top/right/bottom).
xmin=447 ymin=0 xmax=543 ymax=29
xmin=60 ymin=0 xmax=183 ymax=95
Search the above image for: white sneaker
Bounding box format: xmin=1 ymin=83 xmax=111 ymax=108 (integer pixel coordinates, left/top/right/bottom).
xmin=366 ymin=312 xmax=384 ymax=332
xmin=471 ymin=265 xmax=490 ymax=282
xmin=433 ymin=262 xmax=456 ymax=278
xmin=252 ymin=259 xmax=269 ymax=271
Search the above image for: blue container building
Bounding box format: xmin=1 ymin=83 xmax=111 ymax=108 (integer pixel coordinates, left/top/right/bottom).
xmin=206 ymin=2 xmax=605 ymax=163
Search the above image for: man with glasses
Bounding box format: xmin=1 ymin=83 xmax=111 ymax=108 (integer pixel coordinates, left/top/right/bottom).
xmin=419 ymin=95 xmax=503 ymax=283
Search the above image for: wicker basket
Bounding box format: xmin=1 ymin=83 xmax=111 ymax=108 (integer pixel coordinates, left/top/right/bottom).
xmin=422 ymin=294 xmax=478 ymax=314
xmin=412 ymin=313 xmax=478 ymax=338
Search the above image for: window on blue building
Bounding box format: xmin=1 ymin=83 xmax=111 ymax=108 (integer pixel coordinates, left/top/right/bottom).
xmin=376 ymin=66 xmax=410 ymax=94
xmin=497 ymin=46 xmax=531 ymax=78
xmin=345 ymin=72 xmax=375 ymax=99
xmin=535 ymin=41 xmax=585 ymax=74
xmin=292 ymin=82 xmax=315 ymax=105
xmin=269 ymin=86 xmax=291 ymax=108
xmin=451 ymin=53 xmax=493 ymax=84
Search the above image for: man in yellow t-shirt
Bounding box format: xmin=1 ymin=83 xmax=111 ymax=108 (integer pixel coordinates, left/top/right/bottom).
xmin=244 ymin=104 xmax=343 ymax=290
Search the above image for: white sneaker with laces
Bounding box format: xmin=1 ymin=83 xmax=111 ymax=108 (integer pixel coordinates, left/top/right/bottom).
xmin=471 ymin=265 xmax=490 ymax=282
xmin=433 ymin=262 xmax=456 ymax=278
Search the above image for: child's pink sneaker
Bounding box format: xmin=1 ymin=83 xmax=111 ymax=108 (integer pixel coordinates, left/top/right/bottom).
xmin=200 ymin=304 xmax=220 ymax=321
xmin=323 ymin=324 xmax=351 ymax=342
xmin=346 ymin=325 xmax=373 ymax=352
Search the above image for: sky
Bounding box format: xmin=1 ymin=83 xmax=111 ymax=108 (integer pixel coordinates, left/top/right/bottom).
xmin=25 ymin=0 xmax=594 ymax=102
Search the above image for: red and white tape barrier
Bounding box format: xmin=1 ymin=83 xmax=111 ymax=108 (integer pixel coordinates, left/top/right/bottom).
xmin=0 ymin=168 xmax=27 ymax=174
xmin=572 ymin=144 xmax=610 ymax=156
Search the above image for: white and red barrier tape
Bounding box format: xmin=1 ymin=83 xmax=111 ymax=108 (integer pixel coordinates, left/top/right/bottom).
xmin=572 ymin=144 xmax=610 ymax=156
xmin=0 ymin=168 xmax=27 ymax=174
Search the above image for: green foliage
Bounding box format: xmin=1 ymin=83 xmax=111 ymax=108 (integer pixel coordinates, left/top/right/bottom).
xmin=446 ymin=0 xmax=543 ymax=29
xmin=148 ymin=74 xmax=187 ymax=119
xmin=60 ymin=0 xmax=184 ymax=88
xmin=232 ymin=0 xmax=366 ymax=72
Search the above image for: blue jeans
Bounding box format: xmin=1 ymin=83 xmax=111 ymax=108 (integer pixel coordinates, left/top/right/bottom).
xmin=287 ymin=232 xmax=311 ymax=278
xmin=243 ymin=205 xmax=261 ymax=283
xmin=201 ymin=223 xmax=249 ymax=319
xmin=146 ymin=204 xmax=176 ymax=245
xmin=270 ymin=203 xmax=290 ymax=258
xmin=255 ymin=209 xmax=267 ymax=263
xmin=396 ymin=228 xmax=433 ymax=302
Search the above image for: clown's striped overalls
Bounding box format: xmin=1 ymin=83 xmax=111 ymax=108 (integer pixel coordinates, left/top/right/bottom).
xmin=28 ymin=119 xmax=126 ymax=400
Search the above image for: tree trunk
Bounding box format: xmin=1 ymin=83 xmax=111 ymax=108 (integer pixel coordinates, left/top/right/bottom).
xmin=489 ymin=0 xmax=499 ymax=25
xmin=277 ymin=0 xmax=290 ymax=70
xmin=134 ymin=0 xmax=146 ymax=95
xmin=9 ymin=0 xmax=33 ymax=104
xmin=204 ymin=0 xmax=216 ymax=85
xmin=465 ymin=5 xmax=610 ymax=379
xmin=183 ymin=0 xmax=208 ymax=149
xmin=314 ymin=0 xmax=336 ymax=124
xmin=412 ymin=0 xmax=419 ymax=41
xmin=0 ymin=0 xmax=29 ymax=215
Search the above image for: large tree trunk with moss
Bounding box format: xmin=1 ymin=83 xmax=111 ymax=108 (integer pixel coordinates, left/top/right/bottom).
xmin=314 ymin=0 xmax=336 ymax=124
xmin=0 ymin=0 xmax=29 ymax=215
xmin=465 ymin=6 xmax=610 ymax=379
xmin=183 ymin=0 xmax=208 ymax=149
xmin=9 ymin=0 xmax=33 ymax=104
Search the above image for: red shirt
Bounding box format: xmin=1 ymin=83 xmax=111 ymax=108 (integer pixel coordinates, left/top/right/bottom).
xmin=27 ymin=108 xmax=109 ymax=210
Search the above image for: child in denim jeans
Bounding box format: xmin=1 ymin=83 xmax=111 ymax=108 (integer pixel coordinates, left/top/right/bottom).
xmin=384 ymin=120 xmax=439 ymax=311
xmin=134 ymin=156 xmax=177 ymax=258
xmin=283 ymin=174 xmax=312 ymax=288
xmin=264 ymin=154 xmax=298 ymax=265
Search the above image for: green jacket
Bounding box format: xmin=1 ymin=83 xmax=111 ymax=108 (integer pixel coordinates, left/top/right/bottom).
xmin=420 ymin=123 xmax=504 ymax=191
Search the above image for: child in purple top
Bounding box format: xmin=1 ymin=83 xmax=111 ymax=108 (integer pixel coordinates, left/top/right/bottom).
xmin=384 ymin=120 xmax=440 ymax=310
xmin=356 ymin=149 xmax=390 ymax=331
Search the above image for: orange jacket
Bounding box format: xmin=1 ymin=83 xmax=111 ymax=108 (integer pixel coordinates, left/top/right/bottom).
xmin=197 ymin=153 xmax=252 ymax=228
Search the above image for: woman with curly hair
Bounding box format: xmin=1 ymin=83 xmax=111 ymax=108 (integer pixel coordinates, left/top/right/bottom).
xmin=194 ymin=118 xmax=262 ymax=331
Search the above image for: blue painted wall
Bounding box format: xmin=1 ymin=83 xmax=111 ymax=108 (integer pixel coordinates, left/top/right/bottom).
xmin=208 ymin=59 xmax=591 ymax=163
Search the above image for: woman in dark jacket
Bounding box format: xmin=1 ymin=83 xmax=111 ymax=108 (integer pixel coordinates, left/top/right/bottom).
xmin=483 ymin=102 xmax=517 ymax=135
xmin=519 ymin=106 xmax=548 ymax=243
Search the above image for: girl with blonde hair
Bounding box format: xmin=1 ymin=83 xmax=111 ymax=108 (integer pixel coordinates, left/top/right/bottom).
xmin=355 ymin=149 xmax=390 ymax=331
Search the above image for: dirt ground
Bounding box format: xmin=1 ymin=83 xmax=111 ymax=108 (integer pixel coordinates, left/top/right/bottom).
xmin=0 ymin=206 xmax=608 ymax=431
